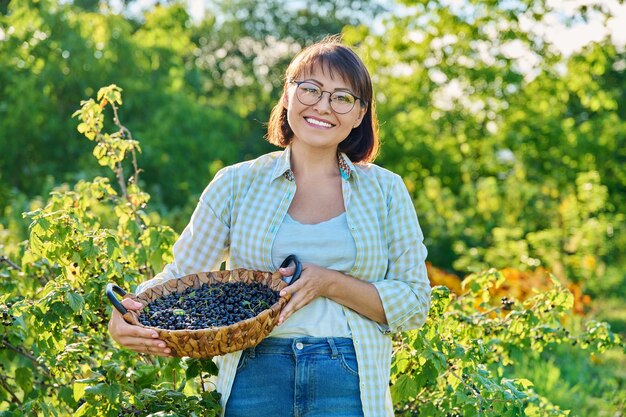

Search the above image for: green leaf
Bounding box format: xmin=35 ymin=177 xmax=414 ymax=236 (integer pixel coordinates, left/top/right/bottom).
xmin=67 ymin=292 xmax=84 ymax=312
xmin=74 ymin=381 xmax=88 ymax=402
xmin=15 ymin=367 xmax=33 ymax=393
xmin=185 ymin=359 xmax=201 ymax=379
xmin=58 ymin=386 xmax=75 ymax=407
xmin=134 ymin=364 xmax=159 ymax=387
xmin=201 ymin=359 xmax=219 ymax=376
xmin=391 ymin=374 xmax=419 ymax=402
xmin=79 ymin=239 xmax=98 ymax=260
xmin=84 ymin=382 xmax=109 ymax=397
xmin=85 ymin=382 xmax=121 ymax=403
xmin=516 ymin=378 xmax=534 ymax=389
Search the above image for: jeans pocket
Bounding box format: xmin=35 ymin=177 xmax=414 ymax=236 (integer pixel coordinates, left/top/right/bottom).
xmin=338 ymin=352 xmax=359 ymax=377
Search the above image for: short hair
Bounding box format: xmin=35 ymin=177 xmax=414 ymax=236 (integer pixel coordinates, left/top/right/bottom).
xmin=265 ymin=35 xmax=379 ymax=164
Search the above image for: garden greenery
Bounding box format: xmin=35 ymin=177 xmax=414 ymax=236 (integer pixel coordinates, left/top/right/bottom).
xmin=0 ymin=85 xmax=622 ymax=417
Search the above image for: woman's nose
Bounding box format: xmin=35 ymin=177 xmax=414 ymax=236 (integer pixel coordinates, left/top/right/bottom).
xmin=313 ymin=91 xmax=333 ymax=113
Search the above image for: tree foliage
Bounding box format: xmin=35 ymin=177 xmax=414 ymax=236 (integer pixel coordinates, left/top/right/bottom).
xmin=0 ymin=84 xmax=623 ymax=417
xmin=1 ymin=0 xmax=626 ymax=414
xmin=343 ymin=0 xmax=625 ymax=292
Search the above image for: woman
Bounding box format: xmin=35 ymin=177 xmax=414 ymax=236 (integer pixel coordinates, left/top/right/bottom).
xmin=108 ymin=36 xmax=431 ymax=417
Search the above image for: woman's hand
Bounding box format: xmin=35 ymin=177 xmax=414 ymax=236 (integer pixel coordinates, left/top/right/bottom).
xmin=277 ymin=263 xmax=388 ymax=325
xmin=276 ymin=263 xmax=334 ymax=325
xmin=108 ymin=298 xmax=172 ymax=357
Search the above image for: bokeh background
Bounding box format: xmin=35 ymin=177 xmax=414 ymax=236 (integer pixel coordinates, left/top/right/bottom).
xmin=1 ymin=0 xmax=625 ymax=415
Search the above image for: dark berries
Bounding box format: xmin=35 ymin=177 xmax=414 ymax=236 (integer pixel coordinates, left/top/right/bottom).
xmin=0 ymin=303 xmax=14 ymax=327
xmin=500 ymin=297 xmax=514 ymax=311
xmin=138 ymin=281 xmax=280 ymax=330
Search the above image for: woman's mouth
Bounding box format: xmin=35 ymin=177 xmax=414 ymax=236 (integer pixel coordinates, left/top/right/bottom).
xmin=304 ymin=117 xmax=334 ymax=128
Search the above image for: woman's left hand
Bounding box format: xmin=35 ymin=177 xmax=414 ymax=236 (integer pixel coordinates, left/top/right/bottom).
xmin=276 ymin=263 xmax=336 ymax=325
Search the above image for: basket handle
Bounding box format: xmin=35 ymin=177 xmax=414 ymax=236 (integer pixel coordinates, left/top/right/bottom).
xmin=280 ymin=254 xmax=302 ymax=284
xmin=106 ymin=283 xmax=129 ymax=315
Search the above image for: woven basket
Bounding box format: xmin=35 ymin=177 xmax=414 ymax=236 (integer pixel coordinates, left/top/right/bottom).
xmin=106 ymin=256 xmax=301 ymax=358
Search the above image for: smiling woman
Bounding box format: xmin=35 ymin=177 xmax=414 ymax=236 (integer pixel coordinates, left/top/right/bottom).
xmin=108 ymin=35 xmax=431 ymax=417
xmin=267 ymin=36 xmax=378 ymax=164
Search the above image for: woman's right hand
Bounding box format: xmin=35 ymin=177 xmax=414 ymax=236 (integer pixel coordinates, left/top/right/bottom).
xmin=108 ymin=298 xmax=172 ymax=357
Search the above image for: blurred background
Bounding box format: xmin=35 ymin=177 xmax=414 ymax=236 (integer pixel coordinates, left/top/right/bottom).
xmin=1 ymin=0 xmax=625 ymax=414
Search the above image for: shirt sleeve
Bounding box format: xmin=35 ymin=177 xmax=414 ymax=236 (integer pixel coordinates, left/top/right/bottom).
xmin=135 ymin=166 xmax=233 ymax=294
xmin=371 ymin=174 xmax=431 ymax=333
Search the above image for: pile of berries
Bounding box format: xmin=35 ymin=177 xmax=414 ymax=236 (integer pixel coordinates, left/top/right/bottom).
xmin=138 ymin=281 xmax=280 ymax=330
xmin=1 ymin=303 xmax=14 ymax=327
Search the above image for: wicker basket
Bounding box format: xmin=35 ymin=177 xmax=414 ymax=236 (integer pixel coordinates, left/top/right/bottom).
xmin=106 ymin=256 xmax=301 ymax=358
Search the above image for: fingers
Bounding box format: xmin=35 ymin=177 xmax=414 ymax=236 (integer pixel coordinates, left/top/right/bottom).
xmin=279 ymin=277 xmax=303 ymax=298
xmin=110 ymin=309 xmax=159 ymax=339
xmin=126 ymin=339 xmax=173 ymax=357
xmin=114 ymin=329 xmax=173 ymax=356
xmin=277 ymin=281 xmax=313 ymax=326
xmin=278 ymin=266 xmax=296 ymax=278
xmin=279 ymin=261 xmax=310 ymax=279
xmin=121 ymin=297 xmax=144 ymax=311
xmin=276 ymin=264 xmax=335 ymax=326
xmin=108 ymin=305 xmax=172 ymax=356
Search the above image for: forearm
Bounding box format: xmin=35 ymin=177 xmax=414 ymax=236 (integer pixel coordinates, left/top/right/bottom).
xmin=325 ymin=270 xmax=388 ymax=325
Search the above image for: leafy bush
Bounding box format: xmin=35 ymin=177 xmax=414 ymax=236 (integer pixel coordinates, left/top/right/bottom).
xmin=0 ymin=87 xmax=623 ymax=416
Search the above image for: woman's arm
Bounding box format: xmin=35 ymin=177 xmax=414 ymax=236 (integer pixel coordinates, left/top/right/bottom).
xmin=370 ymin=174 xmax=431 ymax=333
xmin=277 ymin=265 xmax=387 ymax=325
xmin=278 ymin=174 xmax=431 ymax=332
xmin=108 ymin=166 xmax=234 ymax=355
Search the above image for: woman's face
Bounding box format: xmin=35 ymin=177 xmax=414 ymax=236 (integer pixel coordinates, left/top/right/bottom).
xmin=285 ymin=65 xmax=365 ymax=153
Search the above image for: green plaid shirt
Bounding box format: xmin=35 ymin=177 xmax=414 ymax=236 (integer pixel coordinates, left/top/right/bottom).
xmin=136 ymin=146 xmax=431 ymax=416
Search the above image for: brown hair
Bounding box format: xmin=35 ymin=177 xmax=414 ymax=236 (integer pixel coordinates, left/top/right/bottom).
xmin=265 ymin=35 xmax=379 ymax=163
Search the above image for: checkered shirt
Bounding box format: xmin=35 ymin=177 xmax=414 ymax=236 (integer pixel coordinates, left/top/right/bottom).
xmin=136 ymin=146 xmax=431 ymax=417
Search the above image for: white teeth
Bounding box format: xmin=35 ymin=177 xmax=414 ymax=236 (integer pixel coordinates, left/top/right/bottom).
xmin=305 ymin=117 xmax=332 ymax=128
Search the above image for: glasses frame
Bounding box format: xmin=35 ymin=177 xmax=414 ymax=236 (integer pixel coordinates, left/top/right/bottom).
xmin=289 ymin=80 xmax=365 ymax=114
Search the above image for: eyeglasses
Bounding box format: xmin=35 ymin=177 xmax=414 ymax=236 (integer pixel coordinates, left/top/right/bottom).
xmin=290 ymin=80 xmax=365 ymax=114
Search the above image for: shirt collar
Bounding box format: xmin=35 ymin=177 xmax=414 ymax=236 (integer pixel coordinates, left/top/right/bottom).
xmin=271 ymin=145 xmax=294 ymax=182
xmin=338 ymin=151 xmax=358 ymax=182
xmin=270 ymin=145 xmax=358 ymax=183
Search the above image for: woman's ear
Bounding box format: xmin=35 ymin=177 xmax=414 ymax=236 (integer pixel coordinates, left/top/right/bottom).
xmin=282 ymin=90 xmax=289 ymax=109
xmin=353 ymin=107 xmax=366 ymax=128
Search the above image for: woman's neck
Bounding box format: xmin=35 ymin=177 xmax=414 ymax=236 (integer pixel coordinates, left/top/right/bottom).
xmin=290 ymin=141 xmax=340 ymax=178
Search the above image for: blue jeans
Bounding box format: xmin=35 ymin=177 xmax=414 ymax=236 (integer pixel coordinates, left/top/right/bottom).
xmin=224 ymin=337 xmax=364 ymax=417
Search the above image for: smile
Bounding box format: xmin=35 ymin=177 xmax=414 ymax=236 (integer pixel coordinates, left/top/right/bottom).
xmin=304 ymin=117 xmax=334 ymax=128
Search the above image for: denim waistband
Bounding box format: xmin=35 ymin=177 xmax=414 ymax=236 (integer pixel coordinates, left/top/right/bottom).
xmin=246 ymin=337 xmax=355 ymax=358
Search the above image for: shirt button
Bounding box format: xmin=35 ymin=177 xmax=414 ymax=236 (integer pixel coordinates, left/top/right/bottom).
xmin=295 ymin=342 xmax=304 ymax=350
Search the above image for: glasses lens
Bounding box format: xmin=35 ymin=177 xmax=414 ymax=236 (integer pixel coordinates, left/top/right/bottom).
xmin=296 ymin=83 xmax=322 ymax=105
xmin=330 ymin=92 xmax=356 ymax=114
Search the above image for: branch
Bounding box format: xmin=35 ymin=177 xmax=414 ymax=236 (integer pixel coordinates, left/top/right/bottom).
xmin=448 ymin=367 xmax=481 ymax=397
xmin=199 ymin=372 xmax=206 ymax=393
xmin=109 ymin=102 xmax=146 ymax=232
xmin=0 ymin=374 xmax=22 ymax=405
xmin=130 ymin=149 xmax=143 ymax=189
xmin=114 ymin=161 xmax=128 ymax=200
xmin=0 ymin=256 xmax=22 ymax=272
xmin=110 ymin=102 xmax=142 ymax=185
xmin=1 ymin=339 xmax=51 ymax=377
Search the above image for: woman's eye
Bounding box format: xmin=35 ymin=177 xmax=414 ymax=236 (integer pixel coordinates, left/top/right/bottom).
xmin=334 ymin=94 xmax=354 ymax=104
xmin=301 ymin=86 xmax=320 ymax=95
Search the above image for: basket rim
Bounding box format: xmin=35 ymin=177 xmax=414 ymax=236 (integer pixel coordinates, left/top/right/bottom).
xmin=126 ymin=267 xmax=289 ymax=333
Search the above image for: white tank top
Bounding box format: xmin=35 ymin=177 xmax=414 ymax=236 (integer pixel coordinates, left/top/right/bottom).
xmin=269 ymin=212 xmax=357 ymax=338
